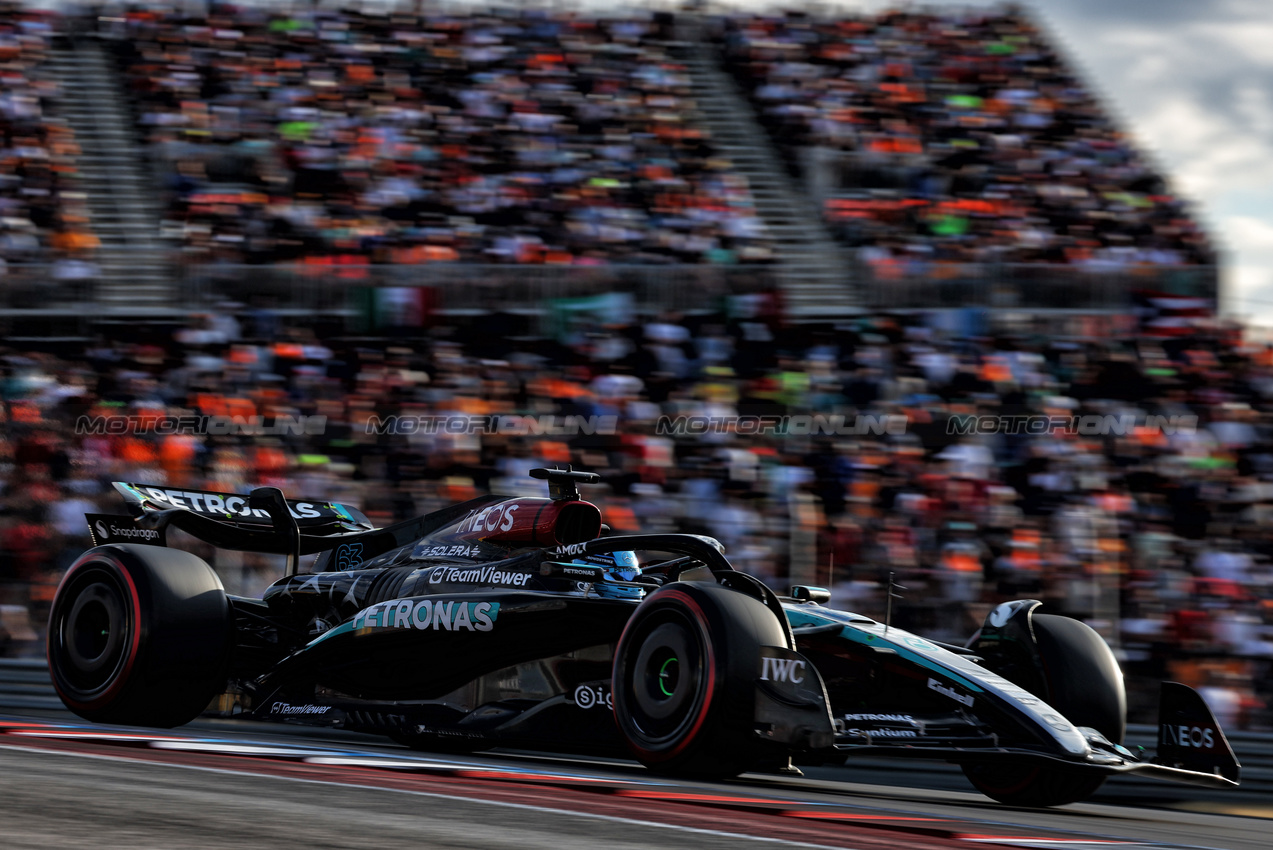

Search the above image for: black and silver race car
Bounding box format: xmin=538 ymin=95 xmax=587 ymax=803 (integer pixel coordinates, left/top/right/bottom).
xmin=49 ymin=468 xmax=1239 ymax=806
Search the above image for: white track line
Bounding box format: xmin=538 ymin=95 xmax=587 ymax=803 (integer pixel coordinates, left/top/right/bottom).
xmin=0 ymin=742 xmax=865 ymax=850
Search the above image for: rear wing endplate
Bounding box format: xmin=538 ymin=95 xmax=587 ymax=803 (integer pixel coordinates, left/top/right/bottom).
xmin=112 ymin=482 xmax=373 ymax=530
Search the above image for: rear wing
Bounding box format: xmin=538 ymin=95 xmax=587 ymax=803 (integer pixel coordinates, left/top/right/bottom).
xmin=112 ymin=482 xmax=373 ymax=531
xmin=91 ymin=488 xmax=509 ymax=579
xmin=102 ymin=483 xmax=375 ymax=577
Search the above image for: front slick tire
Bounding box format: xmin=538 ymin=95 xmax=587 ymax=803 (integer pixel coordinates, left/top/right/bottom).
xmin=48 ymin=544 xmax=231 ymax=728
xmin=612 ymin=582 xmax=787 ymax=779
xmin=963 ymin=614 xmax=1125 ymax=807
xmin=963 ymin=761 xmax=1106 ymax=808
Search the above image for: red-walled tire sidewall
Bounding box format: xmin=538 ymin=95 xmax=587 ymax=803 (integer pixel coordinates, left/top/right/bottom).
xmin=612 ymin=582 xmax=787 ymax=778
xmin=48 ymin=544 xmax=231 ymax=728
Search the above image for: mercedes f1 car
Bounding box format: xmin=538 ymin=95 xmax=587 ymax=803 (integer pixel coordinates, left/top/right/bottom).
xmin=49 ymin=468 xmax=1240 ymax=806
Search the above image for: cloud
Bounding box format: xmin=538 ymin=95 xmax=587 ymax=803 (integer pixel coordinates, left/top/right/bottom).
xmin=1221 ymin=216 xmax=1273 ymax=324
xmin=1234 ymin=84 xmax=1273 ymax=139
xmin=1194 ymin=22 xmax=1273 ymax=68
xmin=1032 ymin=2 xmax=1273 ymax=319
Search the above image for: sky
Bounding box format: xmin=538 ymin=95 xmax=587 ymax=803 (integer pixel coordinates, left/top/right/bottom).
xmin=818 ymin=0 xmax=1273 ymax=326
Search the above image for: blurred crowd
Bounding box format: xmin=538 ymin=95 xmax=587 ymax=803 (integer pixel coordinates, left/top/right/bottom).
xmin=0 ymin=5 xmax=1245 ymax=729
xmin=0 ymin=2 xmax=98 ymax=270
xmin=2 ymin=307 xmax=1272 ymax=729
xmin=720 ymin=10 xmax=1215 ymax=271
xmin=5 ymin=4 xmax=1219 ymax=282
xmin=108 ymin=5 xmax=773 ymax=268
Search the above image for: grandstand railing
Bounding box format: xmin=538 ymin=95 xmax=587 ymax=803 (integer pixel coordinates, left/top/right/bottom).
xmin=178 ymin=260 xmax=1215 ymax=314
xmin=0 ymin=264 xmax=97 ymax=313
xmin=177 ymin=262 xmax=779 ymax=316
xmin=0 ymin=260 xmax=1217 ymax=316
xmin=861 ymin=262 xmax=1218 ymax=312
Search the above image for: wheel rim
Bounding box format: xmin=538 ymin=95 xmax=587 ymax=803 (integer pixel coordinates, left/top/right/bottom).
xmin=622 ymin=610 xmax=708 ymax=746
xmin=52 ymin=566 xmax=132 ymax=699
xmin=657 ymin=656 xmax=679 ymax=696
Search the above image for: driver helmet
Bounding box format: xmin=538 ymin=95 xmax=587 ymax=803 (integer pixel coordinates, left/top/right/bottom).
xmin=572 ymin=550 xmax=643 ymax=599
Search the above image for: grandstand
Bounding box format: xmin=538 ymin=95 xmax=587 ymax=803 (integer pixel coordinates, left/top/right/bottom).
xmin=0 ymin=3 xmax=99 ymax=312
xmin=0 ymin=4 xmax=1218 ymax=322
xmin=1 ymin=6 xmax=1267 ymax=734
xmin=718 ymin=9 xmax=1217 ymax=311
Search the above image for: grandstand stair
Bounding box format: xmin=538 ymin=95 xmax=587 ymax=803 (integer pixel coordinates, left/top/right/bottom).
xmin=677 ymin=44 xmax=861 ymax=320
xmin=47 ymin=40 xmax=175 ymax=315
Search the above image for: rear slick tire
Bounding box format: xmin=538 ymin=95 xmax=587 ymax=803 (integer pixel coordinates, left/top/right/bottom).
xmin=962 ymin=614 xmax=1125 ymax=807
xmin=47 ymin=544 xmax=232 ymax=728
xmin=612 ymin=581 xmax=788 ymax=779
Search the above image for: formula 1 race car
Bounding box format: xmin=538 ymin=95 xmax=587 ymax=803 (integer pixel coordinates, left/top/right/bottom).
xmin=49 ymin=468 xmax=1240 ymax=806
